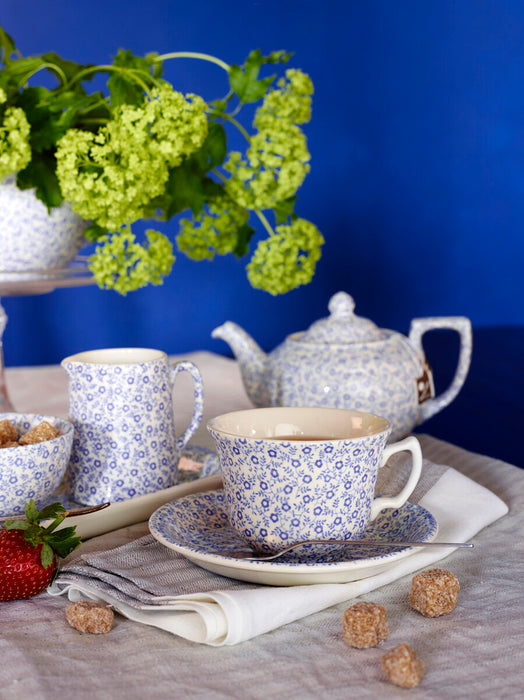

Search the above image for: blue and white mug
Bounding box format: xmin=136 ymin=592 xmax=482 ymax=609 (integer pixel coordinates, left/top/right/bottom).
xmin=62 ymin=348 xmax=203 ymax=505
xmin=208 ymin=406 xmax=422 ymax=554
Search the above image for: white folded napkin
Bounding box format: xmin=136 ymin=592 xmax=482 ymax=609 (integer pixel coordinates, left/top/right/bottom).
xmin=48 ymin=457 xmax=508 ymax=646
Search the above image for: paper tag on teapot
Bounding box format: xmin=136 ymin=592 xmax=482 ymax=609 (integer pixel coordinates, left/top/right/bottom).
xmin=417 ymin=359 xmax=435 ymax=404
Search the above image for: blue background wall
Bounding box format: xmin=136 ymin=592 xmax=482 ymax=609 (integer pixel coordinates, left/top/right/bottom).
xmin=1 ymin=1 xmax=523 ymax=466
xmin=1 ymin=0 xmax=523 ymax=368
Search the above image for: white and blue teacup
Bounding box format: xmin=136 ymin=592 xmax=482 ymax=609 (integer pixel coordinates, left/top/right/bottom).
xmin=208 ymin=406 xmax=422 ymax=555
xmin=62 ymin=348 xmax=204 ymax=505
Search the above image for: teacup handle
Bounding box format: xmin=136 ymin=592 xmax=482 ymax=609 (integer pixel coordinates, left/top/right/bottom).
xmin=169 ymin=361 xmax=204 ymax=451
xmin=369 ymin=436 xmax=423 ymax=520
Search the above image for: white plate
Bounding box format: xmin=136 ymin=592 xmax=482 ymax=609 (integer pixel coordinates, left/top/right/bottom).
xmin=149 ymin=490 xmax=439 ymax=586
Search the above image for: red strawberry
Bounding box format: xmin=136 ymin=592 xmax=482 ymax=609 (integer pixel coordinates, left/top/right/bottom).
xmin=0 ymin=499 xmax=81 ymax=601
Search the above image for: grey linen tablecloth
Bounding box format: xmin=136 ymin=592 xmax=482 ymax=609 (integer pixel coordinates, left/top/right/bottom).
xmin=47 ymin=454 xmax=507 ymax=646
xmin=1 ymin=353 xmax=523 ymax=699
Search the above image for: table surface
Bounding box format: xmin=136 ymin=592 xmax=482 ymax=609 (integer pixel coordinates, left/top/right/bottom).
xmin=1 ymin=352 xmax=523 ymax=699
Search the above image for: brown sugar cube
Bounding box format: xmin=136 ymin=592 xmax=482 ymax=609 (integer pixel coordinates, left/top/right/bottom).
xmin=0 ymin=419 xmax=18 ymax=445
xmin=381 ymin=642 xmax=424 ymax=688
xmin=409 ymin=568 xmax=460 ymax=617
xmin=342 ymin=601 xmax=388 ymax=648
xmin=65 ymin=599 xmax=114 ymax=634
xmin=19 ymin=421 xmax=59 ymax=445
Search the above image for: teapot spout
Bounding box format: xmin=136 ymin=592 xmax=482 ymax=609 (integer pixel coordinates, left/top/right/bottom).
xmin=211 ymin=321 xmax=270 ymax=407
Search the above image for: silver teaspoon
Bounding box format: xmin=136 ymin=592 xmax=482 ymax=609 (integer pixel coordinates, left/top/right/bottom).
xmin=222 ymin=538 xmax=474 ymax=561
xmin=0 ymin=502 xmax=110 ymax=524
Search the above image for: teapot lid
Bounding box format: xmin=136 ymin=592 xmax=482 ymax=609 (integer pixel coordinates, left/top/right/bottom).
xmin=300 ymin=292 xmax=383 ymax=344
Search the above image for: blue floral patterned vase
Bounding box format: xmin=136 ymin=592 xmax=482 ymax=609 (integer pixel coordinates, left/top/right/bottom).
xmin=0 ymin=177 xmax=87 ymax=272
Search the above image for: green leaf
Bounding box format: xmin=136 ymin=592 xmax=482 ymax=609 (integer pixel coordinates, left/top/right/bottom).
xmin=40 ymin=542 xmax=55 ymax=568
xmin=16 ymin=87 xmax=77 ymax=151
xmin=111 ymin=49 xmax=156 ymax=75
xmin=233 ymin=223 xmax=256 ymax=257
xmin=162 ymin=164 xmax=217 ymax=218
xmin=107 ymin=49 xmax=154 ymax=107
xmin=268 ymin=50 xmax=293 ymax=64
xmin=0 ymin=25 xmax=18 ymax=65
xmin=107 ymin=73 xmax=142 ymax=108
xmin=1 ymin=56 xmax=46 ymax=81
xmin=25 ymin=498 xmax=39 ymax=522
xmin=46 ymin=527 xmax=82 ymax=558
xmin=17 ymin=153 xmax=64 ymax=209
xmin=229 ymin=49 xmax=292 ymax=104
xmin=41 ymin=52 xmax=94 ymax=90
xmin=152 ymin=123 xmax=227 ymax=219
xmin=194 ymin=122 xmax=227 ymax=170
xmin=33 ymin=109 xmax=76 ymax=151
xmin=3 ymin=519 xmax=30 ymax=530
xmin=229 ymin=65 xmax=274 ymax=104
xmin=0 ymin=56 xmax=47 ymax=96
xmin=84 ymin=222 xmax=109 ymax=242
xmin=37 ymin=502 xmax=67 ymax=521
xmin=209 ymin=98 xmax=229 ymax=117
xmin=273 ymin=196 xmax=297 ymax=224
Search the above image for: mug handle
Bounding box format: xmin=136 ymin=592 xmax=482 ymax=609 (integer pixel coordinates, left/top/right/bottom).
xmin=169 ymin=361 xmax=204 ymax=451
xmin=369 ymin=436 xmax=423 ymax=520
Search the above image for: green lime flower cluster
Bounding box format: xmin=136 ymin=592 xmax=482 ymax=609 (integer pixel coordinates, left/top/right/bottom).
xmin=179 ymin=67 xmax=323 ymax=294
xmin=177 ymin=192 xmax=249 ymax=260
xmin=0 ymin=87 xmax=31 ymax=180
xmin=224 ymin=69 xmax=313 ymax=210
xmin=0 ymin=28 xmax=323 ymax=295
xmin=88 ymin=228 xmax=175 ymax=295
xmin=56 ymin=86 xmax=207 ymax=230
xmin=247 ymin=218 xmax=324 ymax=295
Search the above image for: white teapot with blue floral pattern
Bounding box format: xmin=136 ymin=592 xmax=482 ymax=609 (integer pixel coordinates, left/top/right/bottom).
xmin=212 ymin=291 xmax=472 ymax=441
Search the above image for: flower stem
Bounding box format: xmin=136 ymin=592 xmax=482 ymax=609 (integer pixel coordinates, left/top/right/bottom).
xmin=219 ymin=112 xmax=251 ymax=142
xmin=211 ymin=170 xmax=275 ymax=236
xmin=18 ymin=62 xmax=67 ymax=88
xmin=254 ymin=209 xmax=275 ymax=237
xmin=63 ymin=65 xmax=153 ymax=96
xmin=155 ymin=51 xmax=230 ymax=73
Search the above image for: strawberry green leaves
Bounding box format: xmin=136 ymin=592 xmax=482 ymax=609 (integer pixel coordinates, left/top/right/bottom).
xmin=0 ymin=500 xmax=81 ymax=601
xmin=41 ymin=526 xmax=81 ymax=561
xmin=3 ymin=499 xmax=81 ymax=568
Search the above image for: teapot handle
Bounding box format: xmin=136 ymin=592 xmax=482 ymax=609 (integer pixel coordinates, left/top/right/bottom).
xmin=409 ymin=316 xmax=472 ymax=424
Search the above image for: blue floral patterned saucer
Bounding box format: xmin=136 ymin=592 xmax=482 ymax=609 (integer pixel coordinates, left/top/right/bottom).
xmin=148 ymin=490 xmax=438 ymax=586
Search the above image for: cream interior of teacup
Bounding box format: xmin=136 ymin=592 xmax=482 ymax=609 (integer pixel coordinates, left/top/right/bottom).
xmin=208 ymin=406 xmax=390 ymax=440
xmin=62 ymin=347 xmax=165 ymax=364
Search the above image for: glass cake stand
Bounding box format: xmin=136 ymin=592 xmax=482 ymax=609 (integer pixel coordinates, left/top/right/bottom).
xmin=0 ymin=257 xmax=96 ymax=411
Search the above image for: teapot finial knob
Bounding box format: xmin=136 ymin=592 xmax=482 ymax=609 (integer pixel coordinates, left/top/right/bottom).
xmin=301 ymin=291 xmax=380 ymax=343
xmin=328 ymin=292 xmax=355 ymax=317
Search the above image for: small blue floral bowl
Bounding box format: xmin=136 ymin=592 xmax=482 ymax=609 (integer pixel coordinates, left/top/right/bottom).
xmin=0 ymin=413 xmax=74 ymax=517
